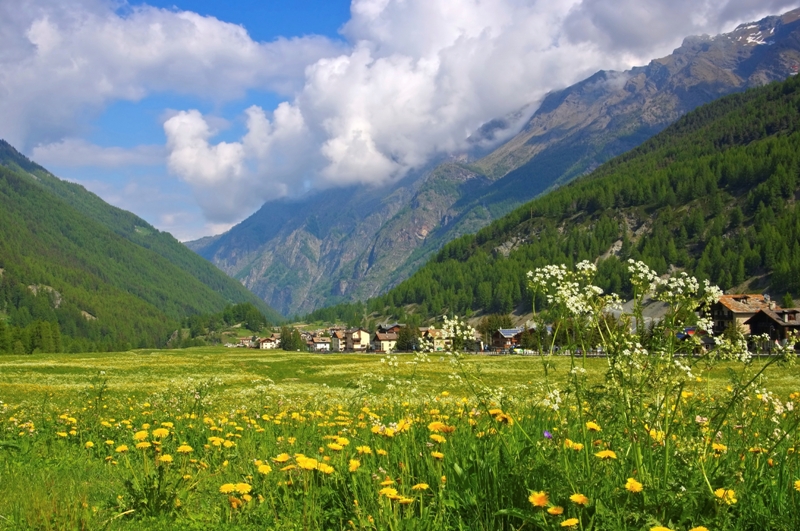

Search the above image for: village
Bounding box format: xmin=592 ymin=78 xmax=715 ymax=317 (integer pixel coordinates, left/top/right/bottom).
xmin=232 ymin=293 xmax=800 ymax=354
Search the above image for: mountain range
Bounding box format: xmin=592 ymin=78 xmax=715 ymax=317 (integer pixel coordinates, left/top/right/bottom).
xmin=189 ymin=8 xmax=800 ymax=317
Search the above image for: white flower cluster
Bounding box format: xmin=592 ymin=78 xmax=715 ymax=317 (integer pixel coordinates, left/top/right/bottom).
xmin=542 ymin=389 xmax=562 ymax=411
xmin=627 ymin=259 xmax=662 ymax=295
xmin=442 ymin=315 xmax=477 ymax=344
xmin=380 ymin=356 xmax=399 ymax=368
xmin=528 ymin=261 xmax=603 ymax=316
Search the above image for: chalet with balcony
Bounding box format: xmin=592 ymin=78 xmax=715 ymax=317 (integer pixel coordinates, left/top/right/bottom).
xmin=372 ymin=332 xmax=398 ymax=353
xmin=346 ymin=328 xmax=371 ymax=352
xmin=744 ymin=308 xmax=800 ymax=342
xmin=709 ymin=294 xmax=777 ymax=335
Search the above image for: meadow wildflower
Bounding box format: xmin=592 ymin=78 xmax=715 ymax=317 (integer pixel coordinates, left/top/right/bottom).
xmin=625 ymin=478 xmax=643 ymax=493
xmin=528 ymin=491 xmax=548 ymax=508
xmin=176 ymin=444 xmax=193 ymax=454
xmin=379 ymin=487 xmax=398 ymax=498
xmin=595 ymin=450 xmax=617 ymax=460
xmin=714 ymin=488 xmax=737 ymax=505
xmin=84 ymin=441 xmax=94 ymax=449
xmin=794 ymin=479 xmax=800 ymax=492
xmin=135 ymin=441 xmax=151 ymax=450
xmin=570 ymin=493 xmax=589 ymax=505
xmin=257 ymin=464 xmax=272 ymax=475
xmin=561 ymin=518 xmax=579 ymax=528
xmin=234 ymin=483 xmax=252 ymax=494
xmin=586 ymin=421 xmax=601 ymax=432
xmin=152 ymin=428 xmax=169 ymax=438
xmin=689 ymin=527 xmax=709 ymax=531
xmin=411 ymin=483 xmax=429 ymax=490
xmin=548 ymin=506 xmax=564 ymax=515
xmin=650 ymin=527 xmax=674 ymax=531
xmin=356 ymin=445 xmax=372 ymax=454
xmin=272 ymin=453 xmax=291 ymax=462
xmin=431 ymin=451 xmax=444 ymax=459
xmin=377 ymin=449 xmax=388 ymax=456
xmin=115 ymin=445 xmax=129 ymax=453
xmin=317 ymin=463 xmax=335 ymax=474
xmin=133 ymin=430 xmax=148 ymax=441
xmin=159 ymin=454 xmax=173 ymax=463
xmin=219 ymin=483 xmax=235 ymax=494
xmin=349 ymin=459 xmax=360 ymax=472
xmin=430 ymin=434 xmax=446 ymax=443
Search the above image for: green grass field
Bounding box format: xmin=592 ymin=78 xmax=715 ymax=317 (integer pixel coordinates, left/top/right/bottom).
xmin=2 ymin=348 xmax=800 ymax=530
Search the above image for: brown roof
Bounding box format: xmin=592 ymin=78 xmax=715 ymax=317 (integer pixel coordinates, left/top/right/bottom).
xmin=332 ymin=331 xmax=345 ymax=339
xmin=374 ymin=332 xmax=398 ymax=341
xmin=717 ymin=294 xmax=774 ymax=314
xmin=745 ymin=308 xmax=800 ymax=327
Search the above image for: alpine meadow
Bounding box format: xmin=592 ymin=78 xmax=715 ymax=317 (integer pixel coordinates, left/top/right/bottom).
xmin=4 ymin=4 xmax=800 ymax=531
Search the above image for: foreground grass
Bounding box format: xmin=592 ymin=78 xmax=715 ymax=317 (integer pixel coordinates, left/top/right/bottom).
xmin=1 ymin=348 xmax=800 ymax=530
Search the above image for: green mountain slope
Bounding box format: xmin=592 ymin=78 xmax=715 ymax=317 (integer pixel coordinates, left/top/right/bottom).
xmin=0 ymin=140 xmax=281 ymax=324
xmin=0 ymin=148 xmax=280 ymax=353
xmin=308 ymin=74 xmax=800 ymax=323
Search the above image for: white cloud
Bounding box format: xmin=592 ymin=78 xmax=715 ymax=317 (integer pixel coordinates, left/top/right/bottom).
xmin=32 ymin=138 xmax=164 ymax=167
xmin=4 ymin=0 xmax=798 ymax=230
xmin=0 ymin=0 xmax=344 ymax=149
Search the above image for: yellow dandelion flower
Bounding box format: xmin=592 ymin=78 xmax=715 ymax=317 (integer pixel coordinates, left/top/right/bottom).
xmin=135 ymin=441 xmax=152 ymax=450
xmin=428 ymin=421 xmax=447 ymax=432
xmin=115 ymin=445 xmax=129 ymax=453
xmin=625 ymin=478 xmax=643 ymax=493
xmin=650 ymin=527 xmax=674 ymax=531
xmin=234 ymin=483 xmax=251 ymax=495
xmin=714 ymin=488 xmax=737 ymax=505
xmin=430 ymin=434 xmax=446 ymax=444
xmin=242 ymin=494 xmax=252 ymax=503
xmin=317 ymin=463 xmax=335 ymax=474
xmin=380 ymin=477 xmax=395 ymax=486
xmin=159 ymin=454 xmax=174 ymax=463
xmin=356 ymin=445 xmax=372 ymax=455
xmin=585 ymin=421 xmax=601 ymax=432
xmin=595 ymin=450 xmax=617 ymax=460
xmin=133 ymin=430 xmax=148 ymax=441
xmin=712 ymin=442 xmax=727 ymax=453
xmin=547 ymin=506 xmax=564 ymax=515
xmin=84 ymin=441 xmax=94 ymax=449
xmin=328 ymin=443 xmax=343 ymax=451
xmin=152 ymin=428 xmax=169 ymax=438
xmin=56 ymin=432 xmax=68 ymax=438
xmin=280 ymin=464 xmax=296 ymax=471
xmin=411 ymin=483 xmax=429 ymax=490
xmin=431 ymin=451 xmax=444 ymax=460
xmin=570 ymin=493 xmax=589 ymax=505
xmin=219 ymin=483 xmax=236 ymax=494
xmin=258 ymin=464 xmax=272 ymax=475
xmin=377 ymin=449 xmax=388 ymax=456
xmin=176 ymin=444 xmax=193 ymax=454
xmin=297 ymin=457 xmax=318 ymax=470
xmin=335 ymin=437 xmax=350 ymax=446
xmin=349 ymin=459 xmax=360 ymax=472
xmin=272 ymin=453 xmax=291 ymax=463
xmin=105 ymin=440 xmax=114 ymax=445
xmin=561 ymin=518 xmax=580 ymax=528
xmin=379 ymin=487 xmax=398 ymax=498
xmin=689 ymin=527 xmax=709 ymax=531
xmin=794 ymin=479 xmax=800 ymax=492
xmin=398 ymin=497 xmax=414 ymax=505
xmin=223 ymin=440 xmax=235 ymax=448
xmin=528 ymin=491 xmax=549 ymax=508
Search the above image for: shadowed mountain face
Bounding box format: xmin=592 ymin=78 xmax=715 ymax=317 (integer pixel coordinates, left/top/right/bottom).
xmin=189 ymin=9 xmax=800 ymax=317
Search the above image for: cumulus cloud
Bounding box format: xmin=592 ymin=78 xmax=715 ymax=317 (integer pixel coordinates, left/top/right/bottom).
xmin=0 ymin=0 xmax=343 ymax=149
xmin=4 ymin=0 xmax=797 ymax=228
xmin=32 ymin=138 xmax=164 ymax=167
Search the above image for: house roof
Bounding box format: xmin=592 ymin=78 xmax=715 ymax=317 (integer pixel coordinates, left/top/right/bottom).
xmin=332 ymin=331 xmax=345 ymax=339
xmin=374 ymin=332 xmax=398 ymax=341
xmin=744 ymin=308 xmax=800 ymax=327
xmin=717 ymin=294 xmax=774 ymax=314
xmin=497 ymin=328 xmax=525 ymax=338
xmin=313 ymin=337 xmax=331 ymax=343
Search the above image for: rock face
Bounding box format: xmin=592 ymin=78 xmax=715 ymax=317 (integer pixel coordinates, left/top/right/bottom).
xmin=189 ymin=9 xmax=800 ymax=317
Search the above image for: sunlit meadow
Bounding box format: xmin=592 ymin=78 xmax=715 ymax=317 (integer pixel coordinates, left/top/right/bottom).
xmin=2 ymin=262 xmax=800 ymax=530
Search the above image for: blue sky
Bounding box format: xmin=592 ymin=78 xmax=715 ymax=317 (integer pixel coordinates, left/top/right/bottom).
xmin=2 ymin=0 xmax=795 ymax=240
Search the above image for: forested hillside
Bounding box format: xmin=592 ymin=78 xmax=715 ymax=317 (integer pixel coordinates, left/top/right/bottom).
xmin=307 ymin=75 xmax=800 ymax=323
xmin=0 ymin=155 xmax=278 ymax=354
xmin=0 ymin=141 xmax=280 ymax=323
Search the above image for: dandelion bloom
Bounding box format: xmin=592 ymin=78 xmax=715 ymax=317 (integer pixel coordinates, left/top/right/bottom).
xmin=625 ymin=478 xmax=643 ymax=493
xmin=595 ymin=450 xmax=617 ymax=460
xmin=135 ymin=441 xmax=152 ymax=450
xmin=84 ymin=441 xmax=94 ymax=449
xmin=650 ymin=527 xmax=674 ymax=531
xmin=56 ymin=432 xmax=68 ymax=438
xmin=234 ymin=483 xmax=252 ymax=494
xmin=547 ymin=506 xmax=564 ymax=515
xmin=689 ymin=527 xmax=709 ymax=531
xmin=116 ymin=445 xmax=129 ymax=453
xmin=430 ymin=434 xmax=446 ymax=444
xmin=298 ymin=457 xmax=319 ymax=471
xmin=795 ymin=479 xmax=800 ymax=492
xmin=411 ymin=483 xmax=429 ymax=490
xmin=586 ymin=421 xmax=601 ymax=432
xmin=272 ymin=453 xmax=291 ymax=463
xmin=177 ymin=444 xmax=193 ymax=454
xmin=561 ymin=518 xmax=580 ymax=528
xmin=356 ymin=445 xmax=372 ymax=455
xmin=335 ymin=437 xmax=350 ymax=446
xmin=223 ymin=440 xmax=235 ymax=449
xmin=105 ymin=440 xmax=114 ymax=446
xmin=379 ymin=487 xmax=399 ymax=498
xmin=133 ymin=430 xmax=148 ymax=441
xmin=349 ymin=460 xmax=361 ymax=472
xmin=159 ymin=454 xmax=174 ymax=463
xmin=398 ymin=497 xmax=414 ymax=505
xmin=380 ymin=477 xmax=395 ymax=486
xmin=328 ymin=443 xmax=343 ymax=451
xmin=152 ymin=428 xmax=169 ymax=438
xmin=428 ymin=421 xmax=447 ymax=432
xmin=528 ymin=491 xmax=549 ymax=508
xmin=219 ymin=483 xmax=236 ymax=494
xmin=714 ymin=488 xmax=737 ymax=505
xmin=258 ymin=464 xmax=272 ymax=475
xmin=712 ymin=442 xmax=727 ymax=453
xmin=431 ymin=451 xmax=444 ymax=460
xmin=318 ymin=463 xmax=335 ymax=474
xmin=570 ymin=493 xmax=589 ymax=505
xmin=377 ymin=449 xmax=388 ymax=456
